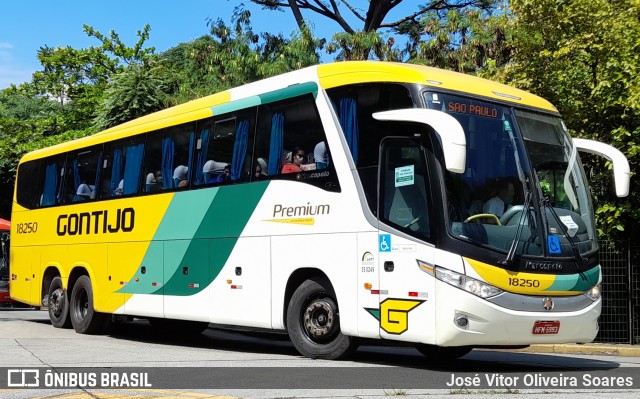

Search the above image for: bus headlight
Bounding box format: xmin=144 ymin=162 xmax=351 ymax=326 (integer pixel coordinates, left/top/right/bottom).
xmin=585 ymin=284 xmax=602 ymax=301
xmin=435 ymin=266 xmax=503 ymax=299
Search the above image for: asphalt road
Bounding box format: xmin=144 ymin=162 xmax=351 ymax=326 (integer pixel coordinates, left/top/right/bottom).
xmin=1 ymin=308 xmax=639 ymax=399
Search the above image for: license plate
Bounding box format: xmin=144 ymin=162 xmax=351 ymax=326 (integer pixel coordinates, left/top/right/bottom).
xmin=532 ymin=320 xmax=560 ymax=335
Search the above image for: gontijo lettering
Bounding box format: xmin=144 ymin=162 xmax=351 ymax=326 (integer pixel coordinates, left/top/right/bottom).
xmin=57 ymin=208 xmax=135 ymax=236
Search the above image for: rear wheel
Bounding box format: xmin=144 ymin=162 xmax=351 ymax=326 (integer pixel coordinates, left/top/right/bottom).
xmin=415 ymin=343 xmax=472 ymax=360
xmin=69 ymin=275 xmax=110 ymax=334
xmin=48 ymin=276 xmax=71 ymax=328
xmin=286 ymin=278 xmax=357 ymax=359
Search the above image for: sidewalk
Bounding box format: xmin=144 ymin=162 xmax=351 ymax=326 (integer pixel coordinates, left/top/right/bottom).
xmin=520 ymin=343 xmax=640 ymax=357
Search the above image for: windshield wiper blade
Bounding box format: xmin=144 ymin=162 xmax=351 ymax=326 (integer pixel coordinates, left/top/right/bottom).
xmin=540 ymin=196 xmax=588 ymax=270
xmin=499 ymin=190 xmax=533 ymax=266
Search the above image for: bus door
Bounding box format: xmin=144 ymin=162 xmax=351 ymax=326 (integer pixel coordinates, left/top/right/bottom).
xmin=377 ymin=137 xmax=436 ymax=343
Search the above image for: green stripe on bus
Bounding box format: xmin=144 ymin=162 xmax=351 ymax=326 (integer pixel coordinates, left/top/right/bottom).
xmin=161 ymin=181 xmax=269 ymax=296
xmin=546 ymin=266 xmax=600 ymax=292
xmin=258 ymin=81 xmax=318 ymax=104
xmin=210 ymin=82 xmax=317 ymax=116
xmin=211 ymin=96 xmax=261 ymax=116
xmin=118 ymin=189 xmax=221 ymax=295
xmin=120 ymin=182 xmax=270 ymax=296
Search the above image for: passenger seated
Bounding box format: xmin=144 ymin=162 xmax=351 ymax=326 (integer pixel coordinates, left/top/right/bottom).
xmin=211 ymin=165 xmax=230 ymax=184
xmin=203 ymin=160 xmax=228 ymax=184
xmin=173 ymin=165 xmax=188 ymax=187
xmin=314 ymin=141 xmax=328 ymax=169
xmin=282 ymin=147 xmax=305 ymax=174
xmin=73 ymin=182 xmax=92 ymax=202
xmin=114 ymin=179 xmax=124 ymax=196
xmin=145 ymin=170 xmax=162 ymax=192
xmin=254 ymin=158 xmax=268 ymax=180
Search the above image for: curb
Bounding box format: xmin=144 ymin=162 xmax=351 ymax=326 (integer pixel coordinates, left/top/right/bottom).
xmin=516 ymin=344 xmax=640 ymax=357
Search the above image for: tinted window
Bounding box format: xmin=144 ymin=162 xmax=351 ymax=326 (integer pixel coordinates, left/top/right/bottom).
xmin=101 ymin=137 xmax=145 ymax=198
xmin=379 ymin=138 xmax=431 ymax=239
xmin=255 ymin=94 xmax=340 ymax=191
xmin=327 ymin=83 xmax=414 ymax=211
xmin=37 ymin=155 xmax=67 ymax=207
xmin=16 ymin=160 xmax=41 ymax=209
xmin=63 ymin=146 xmax=103 ymax=203
xmin=143 ymin=124 xmax=195 ymax=193
xmin=194 ymin=108 xmax=255 ymax=187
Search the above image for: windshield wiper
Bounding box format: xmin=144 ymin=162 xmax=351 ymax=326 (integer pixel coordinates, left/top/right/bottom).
xmin=499 ymin=187 xmax=534 ymax=266
xmin=539 ymin=196 xmax=588 ymax=270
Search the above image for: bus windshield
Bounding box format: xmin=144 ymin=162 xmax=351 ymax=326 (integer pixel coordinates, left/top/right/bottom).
xmin=516 ymin=109 xmax=597 ymax=255
xmin=424 ymin=92 xmax=596 ymax=260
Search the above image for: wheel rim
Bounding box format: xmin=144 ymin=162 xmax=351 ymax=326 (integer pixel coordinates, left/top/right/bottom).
xmin=49 ymin=288 xmax=65 ymax=318
xmin=302 ymin=295 xmax=339 ymax=344
xmin=73 ymin=288 xmax=89 ymax=322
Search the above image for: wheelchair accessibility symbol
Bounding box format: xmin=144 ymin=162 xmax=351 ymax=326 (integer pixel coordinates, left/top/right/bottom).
xmin=379 ymin=234 xmax=391 ymax=252
xmin=547 ymin=234 xmax=561 ymax=254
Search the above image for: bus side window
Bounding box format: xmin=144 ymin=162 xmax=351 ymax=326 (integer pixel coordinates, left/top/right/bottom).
xmin=102 ymin=138 xmax=145 ymax=198
xmin=380 ymin=139 xmax=431 ymax=239
xmin=64 ymin=146 xmax=102 ymax=203
xmin=255 ymin=94 xmax=339 ymax=191
xmin=194 ymin=109 xmax=255 ymax=186
xmin=326 ymin=84 xmax=413 ymax=209
xmin=16 ymin=160 xmax=41 ymax=209
xmin=143 ymin=123 xmax=194 ymax=192
xmin=37 ymin=155 xmax=66 ymax=207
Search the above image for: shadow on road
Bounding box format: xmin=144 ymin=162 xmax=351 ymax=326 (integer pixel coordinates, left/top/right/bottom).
xmin=101 ymin=318 xmax=622 ymax=372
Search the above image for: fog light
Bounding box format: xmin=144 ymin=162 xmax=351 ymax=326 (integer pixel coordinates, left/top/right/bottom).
xmin=455 ymin=315 xmax=469 ymax=328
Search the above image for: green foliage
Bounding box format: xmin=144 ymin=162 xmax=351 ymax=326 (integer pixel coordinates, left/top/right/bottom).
xmin=94 ymin=62 xmax=173 ymax=130
xmin=161 ymin=7 xmax=323 ymax=104
xmin=83 ymin=24 xmax=155 ymax=67
xmin=0 ymin=23 xmax=156 ymax=217
xmin=326 ymin=30 xmax=407 ymax=61
xmin=484 ymin=0 xmax=640 ymax=241
xmin=411 ymin=5 xmax=514 ymax=72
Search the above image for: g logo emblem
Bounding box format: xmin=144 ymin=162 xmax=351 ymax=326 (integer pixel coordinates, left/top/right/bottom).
xmin=379 ymin=298 xmax=424 ymax=334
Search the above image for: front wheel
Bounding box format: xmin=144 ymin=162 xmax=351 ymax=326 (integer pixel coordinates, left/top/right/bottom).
xmin=48 ymin=276 xmax=71 ymax=328
xmin=415 ymin=343 xmax=472 ymax=360
xmin=69 ymin=275 xmax=110 ymax=334
xmin=286 ymin=278 xmax=357 ymax=359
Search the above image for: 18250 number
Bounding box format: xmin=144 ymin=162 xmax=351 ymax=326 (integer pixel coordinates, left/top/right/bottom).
xmin=16 ymin=222 xmax=38 ymax=234
xmin=508 ymin=277 xmax=540 ymax=288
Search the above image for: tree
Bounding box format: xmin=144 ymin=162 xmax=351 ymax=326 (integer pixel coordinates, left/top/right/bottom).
xmin=251 ymin=0 xmax=496 ymax=60
xmin=0 ymin=24 xmax=159 ymax=217
xmin=253 ymin=0 xmax=491 ymax=33
xmin=488 ymin=0 xmax=640 ymax=241
xmin=93 ymin=62 xmax=173 ymax=130
xmin=409 ymin=4 xmax=513 ymax=72
xmin=162 ymin=7 xmax=323 ymax=104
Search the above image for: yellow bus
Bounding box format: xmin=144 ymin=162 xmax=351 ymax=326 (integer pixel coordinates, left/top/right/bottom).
xmin=10 ymin=61 xmax=630 ymax=359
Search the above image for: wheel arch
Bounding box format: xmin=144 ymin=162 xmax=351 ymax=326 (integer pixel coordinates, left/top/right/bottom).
xmin=67 ymin=264 xmax=93 ymax=296
xmin=41 ymin=266 xmax=62 ymax=306
xmin=283 ymin=268 xmax=334 ymax=328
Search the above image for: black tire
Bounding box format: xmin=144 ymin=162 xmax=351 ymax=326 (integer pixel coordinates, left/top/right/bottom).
xmin=148 ymin=318 xmax=209 ymax=336
xmin=415 ymin=343 xmax=472 ymax=360
xmin=286 ymin=278 xmax=357 ymax=359
xmin=69 ymin=275 xmax=110 ymax=334
xmin=48 ymin=276 xmax=71 ymax=328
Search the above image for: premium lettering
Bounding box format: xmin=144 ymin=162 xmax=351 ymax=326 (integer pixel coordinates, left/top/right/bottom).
xmin=57 ymin=208 xmax=135 ymax=236
xmin=272 ymin=203 xmax=330 ymax=218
